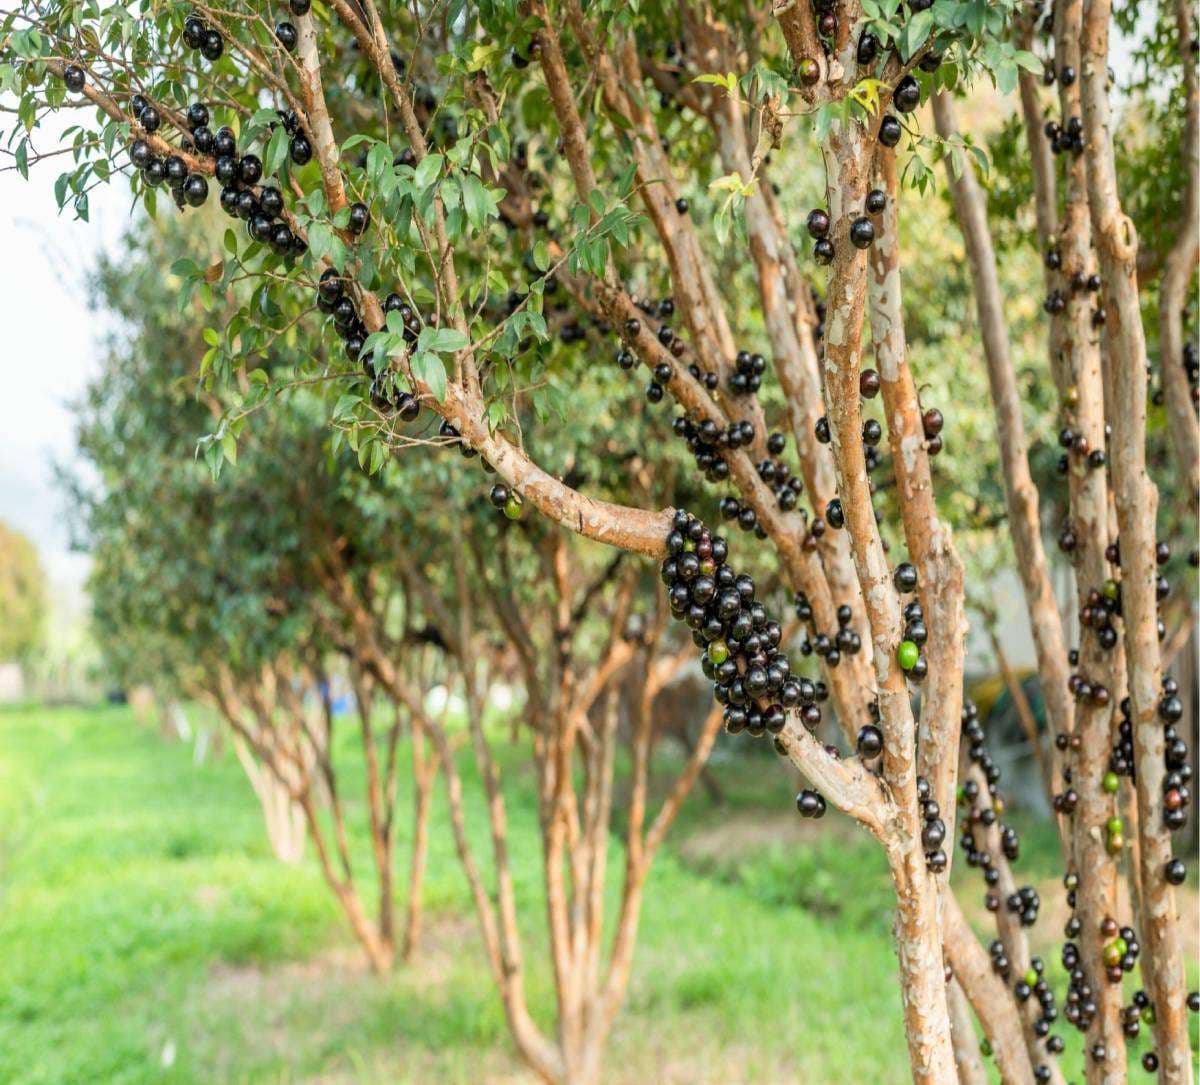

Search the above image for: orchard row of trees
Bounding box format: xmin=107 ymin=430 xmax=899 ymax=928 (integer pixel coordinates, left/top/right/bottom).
xmin=3 ymin=0 xmax=1196 ymax=1083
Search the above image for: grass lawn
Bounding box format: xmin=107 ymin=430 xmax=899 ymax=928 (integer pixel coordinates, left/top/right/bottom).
xmin=0 ymin=703 xmax=1194 ymax=1084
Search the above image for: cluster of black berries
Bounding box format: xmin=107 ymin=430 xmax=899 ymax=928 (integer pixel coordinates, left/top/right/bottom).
xmin=661 ymin=510 xmax=820 ymax=743
xmin=318 ymin=269 xmax=369 ymax=363
xmin=1092 ymin=914 xmax=1140 ymax=986
xmin=729 ymin=349 xmax=767 ymax=395
xmin=171 ymin=99 xmax=311 ymax=250
xmin=760 ymin=435 xmax=806 ymax=512
xmin=615 ymin=309 xmax=714 ymax=406
xmin=183 ymin=13 xmax=225 ymax=62
xmin=671 ymin=417 xmax=748 ymax=487
xmin=1100 ymin=539 xmax=1171 ymax=638
xmin=853 ymin=22 xmax=938 ymax=138
xmin=921 ymin=406 xmax=945 ymax=455
xmin=1044 ymin=116 xmax=1084 ymax=156
xmin=1054 ymin=422 xmax=1108 ymax=474
xmin=1158 ymin=678 xmax=1193 ymax=841
xmin=1061 ymin=910 xmax=1102 ymax=1029
xmin=127 ymin=96 xmax=211 ymax=211
xmin=805 ymin=192 xmax=887 ymax=265
xmin=487 ymin=483 xmax=522 ymax=519
xmin=916 ymin=776 xmax=948 ymax=872
xmin=892 ymin=563 xmax=927 ymax=679
xmin=793 ymin=593 xmax=857 ymax=667
xmin=960 ymin=701 xmax=1041 ymax=915
xmin=1066 ymin=663 xmax=1111 ymax=709
xmin=1070 ymin=580 xmax=1122 ymax=651
xmin=318 ymin=271 xmax=418 ymax=422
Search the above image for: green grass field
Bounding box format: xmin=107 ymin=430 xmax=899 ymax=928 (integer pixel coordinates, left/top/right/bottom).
xmin=0 ymin=704 xmax=1194 ymax=1084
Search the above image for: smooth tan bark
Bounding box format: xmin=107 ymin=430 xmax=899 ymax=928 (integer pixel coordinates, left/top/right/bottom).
xmin=1081 ymin=2 xmax=1193 ymax=1079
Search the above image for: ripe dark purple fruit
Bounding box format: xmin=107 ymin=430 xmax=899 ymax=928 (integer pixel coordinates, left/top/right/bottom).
xmin=849 ymin=216 xmax=875 ymax=249
xmin=165 ymin=155 xmax=188 ymax=188
xmin=860 ymin=368 xmax=881 ymax=398
xmin=922 ymin=407 xmax=944 ymax=437
xmin=489 ymin=483 xmax=510 ymax=509
xmin=1164 ymin=858 xmax=1186 ymax=885
xmin=275 ymin=21 xmax=298 ymax=51
xmin=186 ymin=102 xmax=209 ymax=129
xmin=214 ymin=126 xmax=236 ymax=158
xmin=183 ymin=174 xmax=209 ymax=206
xmin=260 ymin=186 xmax=284 ymax=217
xmin=138 ymin=104 xmax=161 ymax=133
xmin=290 ymin=133 xmax=313 ymax=164
xmin=806 ymin=208 xmax=831 ymax=238
xmin=201 ymin=29 xmax=224 ymax=61
xmin=270 ymin=223 xmax=294 ymax=252
xmin=396 ymin=392 xmax=419 ymax=422
xmin=142 ymin=158 xmax=166 ymax=186
xmin=857 ymin=724 xmax=883 ymax=759
xmin=289 ymin=0 xmax=311 ymax=12
xmin=813 ymin=238 xmax=834 ymax=265
xmin=865 ymin=189 xmax=886 ymax=214
xmin=348 ymin=202 xmax=371 ymax=235
xmin=63 ymin=64 xmax=86 ymax=93
xmin=894 ymin=75 xmax=920 ymax=114
xmin=675 ymin=196 xmax=689 ymax=214
xmin=238 ymin=154 xmax=263 ymax=185
xmin=879 ymin=114 xmax=902 ymax=148
xmin=796 ymin=789 xmax=827 ymax=818
xmin=318 ymin=268 xmax=344 ymax=303
xmin=192 ymin=125 xmax=214 ymax=155
xmin=129 ymin=139 xmax=152 ymax=169
xmin=893 ymin=562 xmax=918 ymax=593
xmin=183 ymin=16 xmax=206 ymax=50
xmin=249 ymin=213 xmax=274 ymax=243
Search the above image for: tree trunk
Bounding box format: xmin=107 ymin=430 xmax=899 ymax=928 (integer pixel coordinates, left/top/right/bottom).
xmin=402 ymin=723 xmax=435 ymax=962
xmin=231 ymin=734 xmax=306 ymax=864
xmin=947 ymin=979 xmax=989 ymax=1085
xmin=887 ymin=840 xmax=960 ymax=1085
xmin=1157 ymin=0 xmax=1200 ymax=507
xmin=1081 ymin=1 xmax=1194 ymax=1079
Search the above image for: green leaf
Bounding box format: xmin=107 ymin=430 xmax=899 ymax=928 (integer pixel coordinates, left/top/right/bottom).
xmin=899 ymin=9 xmax=933 ymax=60
xmin=417 ymin=327 xmax=469 ymax=353
xmin=332 ymin=393 xmax=360 ymax=422
xmin=414 ymin=152 xmax=444 ymax=191
xmin=461 ymin=171 xmax=492 ymax=230
xmin=307 ymin=222 xmax=339 ymax=267
xmin=264 ymin=124 xmax=289 ymax=177
xmin=411 ymin=350 xmax=447 ymax=401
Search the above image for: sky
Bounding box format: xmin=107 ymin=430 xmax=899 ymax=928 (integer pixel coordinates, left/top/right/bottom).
xmin=0 ymin=119 xmax=127 ymax=609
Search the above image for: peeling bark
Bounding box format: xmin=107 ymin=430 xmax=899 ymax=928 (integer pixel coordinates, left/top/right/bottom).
xmin=1081 ymin=2 xmax=1193 ymax=1079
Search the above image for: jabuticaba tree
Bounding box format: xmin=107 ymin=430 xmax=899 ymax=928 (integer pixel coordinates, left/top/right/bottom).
xmin=4 ymin=0 xmax=1196 ymax=1082
xmin=69 ymin=214 xmax=452 ymax=973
